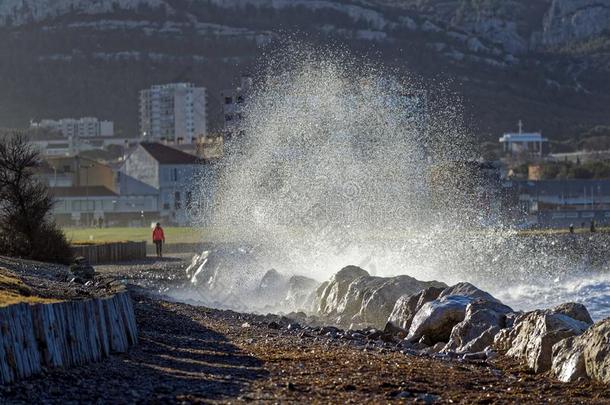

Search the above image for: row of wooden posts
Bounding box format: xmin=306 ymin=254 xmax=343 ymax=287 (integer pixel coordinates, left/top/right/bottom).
xmin=71 ymin=241 xmax=147 ymax=264
xmin=0 ymin=291 xmax=138 ymax=385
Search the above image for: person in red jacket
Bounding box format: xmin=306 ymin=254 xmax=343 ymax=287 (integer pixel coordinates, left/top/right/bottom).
xmin=152 ymin=223 xmax=165 ymax=258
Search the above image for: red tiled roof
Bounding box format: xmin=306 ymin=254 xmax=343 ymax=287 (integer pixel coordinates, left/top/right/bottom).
xmin=140 ymin=142 xmax=201 ymax=165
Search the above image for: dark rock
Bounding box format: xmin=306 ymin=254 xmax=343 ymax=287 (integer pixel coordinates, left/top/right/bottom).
xmin=69 ymin=257 xmax=95 ymax=282
xmin=268 ymin=321 xmax=282 ymax=330
xmin=383 ymin=321 xmax=405 ymax=336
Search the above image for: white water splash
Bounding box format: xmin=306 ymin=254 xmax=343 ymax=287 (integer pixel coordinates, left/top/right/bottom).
xmin=187 ymin=45 xmax=610 ymax=317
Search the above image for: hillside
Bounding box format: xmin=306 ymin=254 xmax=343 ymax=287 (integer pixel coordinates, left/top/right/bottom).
xmin=0 ymin=0 xmax=608 ymax=146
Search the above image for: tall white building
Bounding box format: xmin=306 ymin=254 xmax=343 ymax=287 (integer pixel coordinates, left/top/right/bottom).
xmin=139 ymin=83 xmax=208 ymax=144
xmin=31 ymin=117 xmax=114 ymax=138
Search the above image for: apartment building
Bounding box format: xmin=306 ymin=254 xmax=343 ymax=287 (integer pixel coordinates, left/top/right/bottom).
xmin=139 ymin=83 xmax=208 ymax=144
xmin=31 ymin=117 xmax=114 ymax=138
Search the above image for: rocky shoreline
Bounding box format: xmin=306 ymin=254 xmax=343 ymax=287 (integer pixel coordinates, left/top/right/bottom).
xmin=183 ymin=252 xmax=610 ymax=386
xmin=2 ymin=256 xmax=610 ymax=403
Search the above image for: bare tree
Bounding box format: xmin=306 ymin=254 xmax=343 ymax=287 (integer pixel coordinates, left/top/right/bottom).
xmin=0 ymin=131 xmax=72 ymax=263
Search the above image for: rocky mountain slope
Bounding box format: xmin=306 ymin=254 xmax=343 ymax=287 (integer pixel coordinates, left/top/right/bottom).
xmin=0 ymin=0 xmax=608 ymax=145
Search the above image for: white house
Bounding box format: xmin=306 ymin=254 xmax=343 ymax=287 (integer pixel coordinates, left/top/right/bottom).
xmin=122 ymin=142 xmax=214 ymax=225
xmin=499 ymin=121 xmax=548 ymax=157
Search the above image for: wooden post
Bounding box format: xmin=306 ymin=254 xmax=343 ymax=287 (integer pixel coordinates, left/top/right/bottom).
xmin=0 ymin=290 xmax=138 ymax=385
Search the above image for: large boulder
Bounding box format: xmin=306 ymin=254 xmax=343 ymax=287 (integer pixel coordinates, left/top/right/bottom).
xmin=316 ymin=266 xmax=369 ymax=317
xmin=254 ymin=269 xmax=289 ymax=305
xmin=406 ymin=282 xmax=504 ymax=345
xmin=283 ymin=275 xmax=320 ymax=311
xmin=335 ymin=275 xmax=387 ymax=326
xmin=315 ymin=266 xmax=446 ymax=328
xmin=495 ymin=303 xmax=593 ymax=373
xmin=186 ymin=248 xmax=267 ymax=301
xmin=552 ymin=318 xmax=610 ymax=383
xmin=438 ymin=282 xmax=501 ymax=303
xmin=407 ymin=295 xmax=473 ymax=343
xmin=356 ymin=276 xmax=446 ymax=329
xmin=387 ymin=286 xmax=444 ymax=330
xmin=444 ymin=299 xmax=513 ymax=353
xmin=551 ymin=302 xmax=594 ymax=324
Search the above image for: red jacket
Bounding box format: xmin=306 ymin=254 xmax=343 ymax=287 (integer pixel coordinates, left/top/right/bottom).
xmin=152 ymin=227 xmax=165 ymax=242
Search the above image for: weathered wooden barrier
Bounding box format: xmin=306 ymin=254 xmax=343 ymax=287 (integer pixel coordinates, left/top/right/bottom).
xmin=145 ymin=242 xmax=208 ymax=255
xmin=0 ymin=291 xmax=137 ymax=385
xmin=71 ymin=241 xmax=147 ymax=264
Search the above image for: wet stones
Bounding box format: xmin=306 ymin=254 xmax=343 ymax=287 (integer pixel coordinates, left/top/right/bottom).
xmin=309 ymin=266 xmax=608 ymax=385
xmin=407 ymin=295 xmax=472 ymax=343
xmin=495 ymin=304 xmax=592 ymax=373
xmin=315 ymin=266 xmax=446 ymax=329
xmin=437 ymin=282 xmax=501 ymax=304
xmin=444 ymin=299 xmax=513 ymax=354
xmin=284 ymin=276 xmax=319 ymax=310
xmin=552 ymin=318 xmax=610 ymax=383
xmin=388 ymin=286 xmax=444 ymax=331
xmin=316 ymin=266 xmax=369 ymax=317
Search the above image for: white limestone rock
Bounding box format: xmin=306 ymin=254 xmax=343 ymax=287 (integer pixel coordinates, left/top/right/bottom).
xmin=552 ymin=318 xmax=610 ymax=383
xmin=315 ymin=266 xmax=446 ymax=328
xmin=438 ymin=282 xmax=501 ymax=303
xmin=357 ymin=276 xmax=446 ymax=329
xmin=315 ymin=266 xmax=369 ymax=318
xmin=387 ymin=286 xmax=444 ymax=331
xmin=495 ymin=303 xmax=593 ymax=373
xmin=444 ymin=299 xmax=513 ymax=354
xmin=407 ymin=295 xmax=473 ymax=344
xmin=283 ymin=275 xmax=320 ymax=311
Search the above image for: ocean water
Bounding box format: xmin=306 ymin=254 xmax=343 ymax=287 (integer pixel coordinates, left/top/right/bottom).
xmin=493 ymin=272 xmax=610 ymax=321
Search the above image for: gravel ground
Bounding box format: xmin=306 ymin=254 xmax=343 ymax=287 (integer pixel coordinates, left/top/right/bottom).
xmin=0 ymin=256 xmax=124 ymax=301
xmin=2 ymin=256 xmax=610 ymax=404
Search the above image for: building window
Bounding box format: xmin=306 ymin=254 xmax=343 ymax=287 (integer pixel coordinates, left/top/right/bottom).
xmin=174 ymin=191 xmax=181 ymax=209
xmin=225 ymin=114 xmax=233 ymax=122
xmin=225 ymin=97 xmax=233 ymax=104
xmin=237 ymin=95 xmax=244 ymax=104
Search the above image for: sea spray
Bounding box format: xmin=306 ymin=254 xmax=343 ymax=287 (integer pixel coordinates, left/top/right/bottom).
xmin=179 ymin=44 xmax=610 ymax=317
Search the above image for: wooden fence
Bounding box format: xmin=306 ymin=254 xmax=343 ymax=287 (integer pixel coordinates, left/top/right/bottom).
xmin=0 ymin=291 xmax=137 ymax=385
xmin=71 ymin=241 xmax=147 ymax=264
